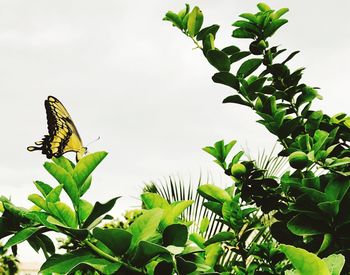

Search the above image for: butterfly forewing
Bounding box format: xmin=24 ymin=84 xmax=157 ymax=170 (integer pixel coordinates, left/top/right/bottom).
xmin=27 ymin=96 xmax=86 ymax=161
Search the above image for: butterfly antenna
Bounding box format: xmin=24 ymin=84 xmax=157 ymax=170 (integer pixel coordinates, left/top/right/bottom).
xmin=86 ymin=136 xmax=101 ymax=147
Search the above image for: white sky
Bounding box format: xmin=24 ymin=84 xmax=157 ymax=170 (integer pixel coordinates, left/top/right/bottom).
xmin=0 ymin=0 xmax=349 ymax=264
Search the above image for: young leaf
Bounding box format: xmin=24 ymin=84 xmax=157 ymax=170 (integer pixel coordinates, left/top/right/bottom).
xmin=280 ymin=244 xmax=330 ymax=275
xmin=257 ymin=3 xmax=271 ymax=12
xmin=78 ymin=199 xmax=93 ymax=224
xmin=73 ymin=151 xmax=108 ymax=190
xmin=187 ymin=7 xmax=203 ymax=37
xmin=164 ymin=11 xmax=184 ymax=30
xmin=44 ymin=162 xmax=79 ymax=206
xmin=141 ymin=192 xmax=169 ymax=209
xmin=34 ymin=181 xmax=53 ymax=197
xmin=47 ymin=202 xmax=78 ymax=228
xmin=46 ymin=184 xmax=64 ymax=203
xmin=128 ymin=209 xmax=163 ymax=253
xmin=198 ymin=184 xmax=231 ymax=203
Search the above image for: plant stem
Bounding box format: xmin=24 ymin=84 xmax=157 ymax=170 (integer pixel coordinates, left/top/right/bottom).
xmin=84 ymin=240 xmax=143 ymax=273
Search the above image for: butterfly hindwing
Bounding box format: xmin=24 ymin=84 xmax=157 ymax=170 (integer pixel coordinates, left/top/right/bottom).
xmin=27 ymin=96 xmax=87 ymax=161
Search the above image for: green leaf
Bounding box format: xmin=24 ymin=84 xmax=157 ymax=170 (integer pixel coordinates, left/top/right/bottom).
xmin=34 ymin=181 xmax=53 ymax=197
xmin=230 ymin=51 xmax=251 ymax=63
xmin=44 ymin=162 xmax=79 ymax=206
xmin=206 ymin=49 xmax=231 ymax=72
xmin=199 ymin=217 xmax=210 ymax=234
xmin=187 ymin=7 xmax=203 ymax=37
xmin=78 ymin=199 xmax=93 ymax=224
xmin=163 ymin=224 xmax=188 ymax=247
xmin=141 ymin=192 xmax=169 ymax=209
xmin=28 ymin=194 xmax=47 ymax=210
xmin=287 ymin=214 xmax=327 ymax=236
xmin=237 ymin=58 xmax=262 ymax=78
xmin=80 ymin=175 xmax=92 ymax=197
xmin=257 ymin=3 xmax=271 ymax=12
xmin=73 ymin=151 xmax=108 ymax=190
xmin=40 ymin=249 xmax=121 ymax=274
xmin=198 ymin=184 xmax=231 ymax=203
xmin=196 ymin=24 xmax=220 ymax=41
xmin=222 ymin=45 xmax=240 ymax=55
xmin=164 ymin=11 xmax=184 ymax=30
xmin=46 ymin=184 xmax=63 ymax=203
xmin=52 ymin=156 xmax=74 ymax=174
xmin=176 ymin=256 xmax=197 ymax=274
xmin=204 ymin=232 xmax=235 ymax=246
xmin=203 ymin=33 xmax=215 ymax=55
xmin=239 ymin=13 xmax=258 ymax=24
xmin=280 ymin=244 xmax=330 ymax=275
xmin=93 ymin=227 xmax=132 ymax=256
xmin=272 ymin=8 xmax=289 ymax=20
xmin=203 ymin=201 xmax=222 ymax=216
xmin=4 ymin=227 xmax=41 ymax=249
xmin=223 ymin=95 xmax=251 ymax=107
xmin=82 ymin=197 xmax=120 ymax=228
xmin=317 ymin=200 xmax=340 ymax=217
xmin=128 ymin=208 xmax=163 ymax=251
xmin=131 ymin=241 xmax=170 ymax=267
xmin=161 ymin=200 xmax=193 ymax=230
xmin=232 ymin=28 xmax=255 ymax=39
xmin=232 ymin=20 xmax=259 ymax=34
xmin=264 ymin=19 xmax=288 ymax=38
xmin=212 ymin=72 xmax=239 ymax=91
xmin=323 ymin=254 xmax=345 ymax=275
xmin=47 ymin=202 xmax=78 ymax=228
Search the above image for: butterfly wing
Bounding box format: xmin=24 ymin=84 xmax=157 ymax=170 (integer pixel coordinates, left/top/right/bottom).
xmin=27 ymin=96 xmax=86 ymax=161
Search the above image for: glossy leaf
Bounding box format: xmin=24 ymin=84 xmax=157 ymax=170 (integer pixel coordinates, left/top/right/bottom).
xmin=223 ymin=95 xmax=251 ymax=107
xmin=198 ymin=184 xmax=231 ymax=203
xmin=206 ymin=49 xmax=231 ymax=72
xmin=187 ymin=7 xmax=203 ymax=36
xmin=163 ymin=224 xmax=188 ymax=246
xmin=131 ymin=241 xmax=170 ymax=267
xmin=280 ymin=245 xmax=330 ymax=275
xmin=4 ymin=227 xmax=41 ymax=249
xmin=82 ymin=197 xmax=120 ymax=228
xmin=40 ymin=249 xmax=121 ymax=274
xmin=212 ymin=72 xmax=239 ymax=91
xmin=128 ymin=208 xmax=163 ymax=251
xmin=47 ymin=202 xmax=77 ymax=228
xmin=73 ymin=151 xmax=108 ymax=190
xmin=237 ymin=58 xmax=262 ymax=78
xmin=287 ymin=214 xmax=327 ymax=236
xmin=93 ymin=227 xmax=132 ymax=256
xmin=44 ymin=162 xmax=79 ymax=206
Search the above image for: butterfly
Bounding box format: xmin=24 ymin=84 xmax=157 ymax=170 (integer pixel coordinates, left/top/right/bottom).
xmin=27 ymin=96 xmax=87 ymax=162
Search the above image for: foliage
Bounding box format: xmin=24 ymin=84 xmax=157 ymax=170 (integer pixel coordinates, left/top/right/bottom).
xmin=165 ymin=1 xmax=349 ymax=273
xmin=0 ymin=242 xmax=19 ymax=275
xmin=0 ymin=2 xmax=347 ymax=274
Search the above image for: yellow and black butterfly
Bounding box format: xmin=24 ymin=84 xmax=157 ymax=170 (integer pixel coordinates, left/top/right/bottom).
xmin=27 ymin=96 xmax=87 ymax=162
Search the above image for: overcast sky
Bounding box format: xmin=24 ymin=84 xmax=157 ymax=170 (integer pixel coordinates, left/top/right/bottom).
xmin=1 ymin=0 xmax=349 ymax=264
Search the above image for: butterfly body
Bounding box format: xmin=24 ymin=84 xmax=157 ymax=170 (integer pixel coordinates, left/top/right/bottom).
xmin=28 ymin=96 xmax=87 ymax=162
